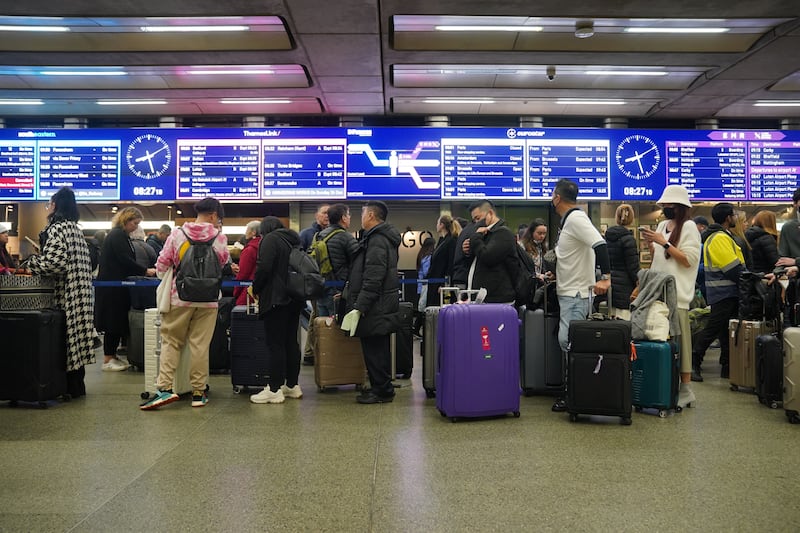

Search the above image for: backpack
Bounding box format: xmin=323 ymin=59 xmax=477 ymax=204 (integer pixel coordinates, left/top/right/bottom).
xmin=738 ymin=271 xmax=780 ymax=321
xmin=309 ymin=228 xmax=344 ymax=280
xmin=287 ymin=245 xmax=325 ymax=301
xmin=174 ymin=228 xmax=222 ymax=303
xmin=511 ymin=244 xmax=537 ymax=308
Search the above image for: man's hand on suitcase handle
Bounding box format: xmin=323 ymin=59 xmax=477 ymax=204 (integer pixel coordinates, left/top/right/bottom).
xmin=341 ymin=309 xmax=361 ymax=336
xmin=593 ymin=277 xmax=610 ymax=296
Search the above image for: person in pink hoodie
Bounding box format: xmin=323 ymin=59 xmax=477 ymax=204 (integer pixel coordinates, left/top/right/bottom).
xmin=140 ymin=197 xmax=230 ymax=410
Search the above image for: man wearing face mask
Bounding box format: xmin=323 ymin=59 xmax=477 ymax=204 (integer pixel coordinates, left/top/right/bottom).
xmin=691 ymin=202 xmax=744 ymax=381
xmin=465 ymin=199 xmax=518 ymax=303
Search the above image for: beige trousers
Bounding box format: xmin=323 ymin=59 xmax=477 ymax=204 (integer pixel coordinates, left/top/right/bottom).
xmin=157 ymin=306 xmax=217 ymax=393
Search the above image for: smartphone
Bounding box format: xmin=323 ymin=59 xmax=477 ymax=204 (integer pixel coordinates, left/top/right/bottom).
xmin=638 ymin=226 xmax=648 ymax=233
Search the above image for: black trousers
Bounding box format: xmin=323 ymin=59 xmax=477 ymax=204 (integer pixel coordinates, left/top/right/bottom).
xmin=692 ymin=296 xmax=738 ymax=367
xmin=263 ymin=303 xmax=302 ymax=392
xmin=359 ymin=334 xmax=394 ymax=397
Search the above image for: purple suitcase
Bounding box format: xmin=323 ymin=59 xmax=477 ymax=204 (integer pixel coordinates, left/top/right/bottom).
xmin=435 ymin=303 xmax=520 ymax=421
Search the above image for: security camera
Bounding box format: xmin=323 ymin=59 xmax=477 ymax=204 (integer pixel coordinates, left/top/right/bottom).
xmin=546 ymin=66 xmax=556 ymax=81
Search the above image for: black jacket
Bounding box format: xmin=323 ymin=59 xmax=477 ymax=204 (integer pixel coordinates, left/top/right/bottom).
xmin=745 ymin=225 xmax=779 ymax=274
xmin=605 ymin=225 xmax=640 ymax=309
xmin=254 ymin=228 xmax=301 ymax=313
xmin=452 ymin=221 xmax=479 ymax=285
xmin=97 ymin=227 xmax=146 ymax=281
xmin=316 ymin=224 xmax=360 ymax=283
xmin=468 ymin=219 xmax=518 ymax=303
xmin=426 ymin=233 xmax=457 ymax=303
xmin=345 ymin=222 xmax=401 ymax=336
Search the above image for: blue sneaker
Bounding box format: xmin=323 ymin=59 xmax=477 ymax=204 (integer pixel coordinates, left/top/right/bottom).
xmin=140 ymin=390 xmax=179 ymax=410
xmin=191 ymin=391 xmax=208 ymax=408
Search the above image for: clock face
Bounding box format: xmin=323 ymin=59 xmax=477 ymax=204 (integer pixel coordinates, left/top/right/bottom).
xmin=615 ymin=134 xmax=660 ymax=180
xmin=126 ymin=134 xmax=171 ymax=180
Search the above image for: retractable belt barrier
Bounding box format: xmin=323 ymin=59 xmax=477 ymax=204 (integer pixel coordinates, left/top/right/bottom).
xmin=92 ymin=277 xmax=449 ymax=288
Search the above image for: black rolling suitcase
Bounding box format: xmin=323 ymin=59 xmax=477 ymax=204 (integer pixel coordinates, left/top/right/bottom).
xmin=230 ymin=304 xmax=269 ymax=393
xmin=566 ymin=288 xmax=633 ymax=425
xmin=127 ymin=308 xmax=146 ymax=370
xmin=0 ymin=309 xmax=68 ymax=406
xmin=756 ymin=333 xmax=783 ymax=409
xmin=209 ymin=297 xmax=234 ymax=373
xmin=394 ymin=301 xmax=414 ymax=379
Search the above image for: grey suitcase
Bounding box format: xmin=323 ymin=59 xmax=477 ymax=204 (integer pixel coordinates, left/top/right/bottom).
xmin=127 ymin=309 xmax=145 ymax=371
xmin=783 ymin=327 xmax=800 ymax=424
xmin=729 ymin=319 xmax=776 ymax=392
xmin=421 ymin=287 xmax=461 ymax=398
xmin=521 ymin=307 xmax=564 ymax=395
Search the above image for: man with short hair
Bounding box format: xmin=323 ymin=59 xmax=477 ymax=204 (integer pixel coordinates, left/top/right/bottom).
xmin=340 ymin=200 xmax=401 ymax=404
xmin=691 ymin=202 xmax=745 ymax=382
xmin=464 ymin=200 xmax=519 ymax=303
xmin=299 ymin=204 xmax=330 ymax=251
xmin=146 ymin=224 xmax=172 ymax=257
xmin=548 ymin=178 xmax=611 ymax=412
xmin=451 ymin=201 xmax=484 ymax=289
xmin=777 ymin=188 xmax=800 ymax=268
xmin=313 ymin=203 xmax=360 ymax=318
xmin=0 ymin=222 xmax=17 ymax=274
xmin=140 ymin=197 xmax=230 ymax=410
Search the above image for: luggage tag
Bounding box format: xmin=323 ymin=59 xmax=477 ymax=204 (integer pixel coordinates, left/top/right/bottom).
xmin=245 ymin=285 xmax=258 ymax=315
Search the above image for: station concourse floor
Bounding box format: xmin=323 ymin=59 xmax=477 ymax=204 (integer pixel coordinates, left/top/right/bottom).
xmin=1 ymin=343 xmax=799 ymax=533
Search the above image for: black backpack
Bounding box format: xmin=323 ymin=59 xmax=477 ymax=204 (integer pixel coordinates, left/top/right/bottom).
xmin=175 ymin=228 xmax=222 ymax=303
xmin=287 ymin=245 xmax=325 ymax=301
xmin=738 ymin=271 xmax=780 ymax=321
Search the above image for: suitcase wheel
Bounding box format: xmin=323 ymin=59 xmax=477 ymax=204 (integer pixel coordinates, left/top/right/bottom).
xmin=569 ymin=413 xmax=578 ymax=423
xmin=658 ymin=410 xmax=668 ymax=419
xmin=634 ymin=406 xmax=643 ymax=413
xmin=770 ymin=401 xmax=780 ymax=409
xmin=730 ymin=384 xmax=739 ymax=392
xmin=621 ymin=417 xmax=632 ymax=426
xmin=676 ymin=405 xmax=684 ymax=412
xmin=450 ymin=417 xmax=458 ymax=423
xmin=513 ymin=411 xmax=520 ymax=418
xmin=233 ymin=386 xmax=242 ymax=394
xmin=141 ymin=392 xmax=150 ymax=400
xmin=786 ymin=410 xmax=800 ymax=424
xmin=424 ymin=388 xmax=435 ymax=399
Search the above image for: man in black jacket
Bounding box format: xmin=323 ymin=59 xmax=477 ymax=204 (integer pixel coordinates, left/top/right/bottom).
xmin=313 ymin=203 xmax=360 ymax=317
xmin=465 ymin=200 xmax=519 ymax=303
xmin=340 ymin=201 xmax=401 ymax=404
xmin=451 ymin=201 xmax=484 ymax=288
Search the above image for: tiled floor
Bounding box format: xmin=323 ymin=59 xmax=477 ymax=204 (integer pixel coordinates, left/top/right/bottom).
xmin=1 ymin=345 xmax=799 ymax=532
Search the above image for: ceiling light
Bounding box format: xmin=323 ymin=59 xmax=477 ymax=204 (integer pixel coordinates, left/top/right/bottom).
xmin=556 ymin=99 xmax=626 ymax=105
xmin=140 ymin=25 xmax=249 ymax=32
xmin=624 ymin=27 xmax=729 ymax=34
xmin=219 ymin=98 xmax=292 ymax=104
xmin=187 ymin=69 xmax=275 ymax=75
xmin=423 ymin=99 xmax=495 ymax=104
xmin=0 ymin=25 xmax=69 ymax=32
xmin=0 ymin=99 xmax=44 ymax=105
xmin=434 ymin=25 xmax=543 ymax=32
xmin=574 ymin=21 xmax=594 ymax=39
xmin=40 ymin=70 xmax=127 ymax=76
xmin=96 ymin=99 xmax=167 ymax=105
xmin=753 ymin=100 xmax=800 ymax=107
xmin=584 ymin=70 xmax=668 ymax=76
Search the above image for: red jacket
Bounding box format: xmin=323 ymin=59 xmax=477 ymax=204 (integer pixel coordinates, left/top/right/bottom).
xmin=234 ymin=235 xmax=261 ymax=306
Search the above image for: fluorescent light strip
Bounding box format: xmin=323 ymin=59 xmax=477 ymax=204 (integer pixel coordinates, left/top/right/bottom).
xmin=753 ymin=101 xmax=800 ymax=107
xmin=0 ymin=25 xmax=69 ymax=32
xmin=188 ymin=69 xmax=274 ymax=75
xmin=96 ymin=100 xmax=167 ymax=105
xmin=556 ymin=99 xmax=626 ymax=105
xmin=40 ymin=70 xmax=127 ymax=76
xmin=140 ymin=25 xmax=249 ymax=32
xmin=624 ymin=27 xmax=729 ymax=34
xmin=584 ymin=70 xmax=668 ymax=76
xmin=0 ymin=99 xmax=44 ymax=105
xmin=434 ymin=25 xmax=543 ymax=32
xmin=423 ymin=99 xmax=495 ymax=104
xmin=219 ymin=99 xmax=291 ymax=104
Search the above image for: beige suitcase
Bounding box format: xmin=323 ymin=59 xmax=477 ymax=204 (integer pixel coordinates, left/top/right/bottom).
xmin=314 ymin=316 xmax=367 ymax=391
xmin=728 ymin=319 xmax=775 ymax=392
xmin=142 ymin=308 xmax=193 ymax=399
xmin=783 ymin=327 xmax=800 ymax=424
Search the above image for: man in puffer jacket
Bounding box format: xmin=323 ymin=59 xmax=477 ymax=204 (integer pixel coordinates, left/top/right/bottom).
xmin=340 ymin=201 xmax=401 ymax=404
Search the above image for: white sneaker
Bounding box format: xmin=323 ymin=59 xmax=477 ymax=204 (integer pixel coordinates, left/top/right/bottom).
xmin=102 ymin=358 xmax=129 ymax=372
xmin=250 ymin=386 xmax=285 ymax=404
xmin=281 ymin=384 xmax=303 ymax=399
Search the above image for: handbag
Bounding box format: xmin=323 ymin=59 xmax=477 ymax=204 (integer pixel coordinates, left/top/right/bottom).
xmin=644 ymin=300 xmax=670 ymax=341
xmin=156 ymin=268 xmax=173 ymax=314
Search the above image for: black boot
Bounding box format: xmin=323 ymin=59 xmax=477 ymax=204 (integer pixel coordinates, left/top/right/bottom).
xmin=66 ymin=367 xmax=86 ymax=398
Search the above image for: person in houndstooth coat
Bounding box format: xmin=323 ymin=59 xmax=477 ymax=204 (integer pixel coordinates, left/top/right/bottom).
xmin=26 ymin=187 xmax=96 ymax=397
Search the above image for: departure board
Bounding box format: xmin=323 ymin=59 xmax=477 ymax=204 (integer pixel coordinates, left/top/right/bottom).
xmin=0 ymin=141 xmax=35 ymax=200
xmin=1 ymin=126 xmax=800 ymax=202
xmin=37 ymin=140 xmax=120 ymax=200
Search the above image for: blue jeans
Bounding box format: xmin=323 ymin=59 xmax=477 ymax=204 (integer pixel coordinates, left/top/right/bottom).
xmin=316 ymin=290 xmax=336 ymax=318
xmin=557 ymin=292 xmax=589 ymax=352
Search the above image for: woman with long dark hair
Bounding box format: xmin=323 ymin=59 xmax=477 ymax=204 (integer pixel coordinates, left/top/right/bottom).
xmin=520 ymin=218 xmax=549 ymax=277
xmin=640 ymin=185 xmax=701 ymax=408
xmin=427 ymin=214 xmax=462 ymax=304
xmin=25 ymin=187 xmax=96 ymax=397
xmin=605 ymin=205 xmax=639 ymax=319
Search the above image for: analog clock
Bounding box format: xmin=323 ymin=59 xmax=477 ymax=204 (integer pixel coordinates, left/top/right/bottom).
xmin=615 ymin=134 xmax=660 ymax=180
xmin=126 ymin=134 xmax=171 ymax=180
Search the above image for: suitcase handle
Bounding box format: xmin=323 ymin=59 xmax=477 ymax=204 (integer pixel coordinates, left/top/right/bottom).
xmin=438 ymin=286 xmax=461 ymax=306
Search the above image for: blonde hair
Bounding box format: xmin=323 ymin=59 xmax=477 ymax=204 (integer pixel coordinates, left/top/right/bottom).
xmin=730 ymin=210 xmax=751 ymax=249
xmin=438 ymin=214 xmax=462 ymax=238
xmin=111 ymin=207 xmax=143 ymax=229
xmin=615 ymin=204 xmax=635 ymax=227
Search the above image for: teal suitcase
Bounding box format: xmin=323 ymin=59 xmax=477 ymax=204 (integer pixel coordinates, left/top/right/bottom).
xmin=632 ymin=340 xmax=681 ymax=417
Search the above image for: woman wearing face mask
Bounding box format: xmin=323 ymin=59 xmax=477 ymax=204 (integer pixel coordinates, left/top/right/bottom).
xmin=640 ymin=185 xmax=702 ymax=408
xmin=605 ymin=204 xmax=640 ymax=320
xmin=520 ymin=218 xmax=549 ymax=279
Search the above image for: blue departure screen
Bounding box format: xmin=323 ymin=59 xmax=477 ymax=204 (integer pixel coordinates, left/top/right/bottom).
xmin=1 ymin=126 xmax=798 ymax=202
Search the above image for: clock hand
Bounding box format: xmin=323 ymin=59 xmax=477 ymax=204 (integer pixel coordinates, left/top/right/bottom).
xmin=636 ymin=154 xmax=644 ymax=174
xmin=624 ymin=145 xmax=657 ymax=163
xmin=146 ymin=150 xmax=155 ymax=173
xmin=134 ymin=144 xmax=168 ymax=163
